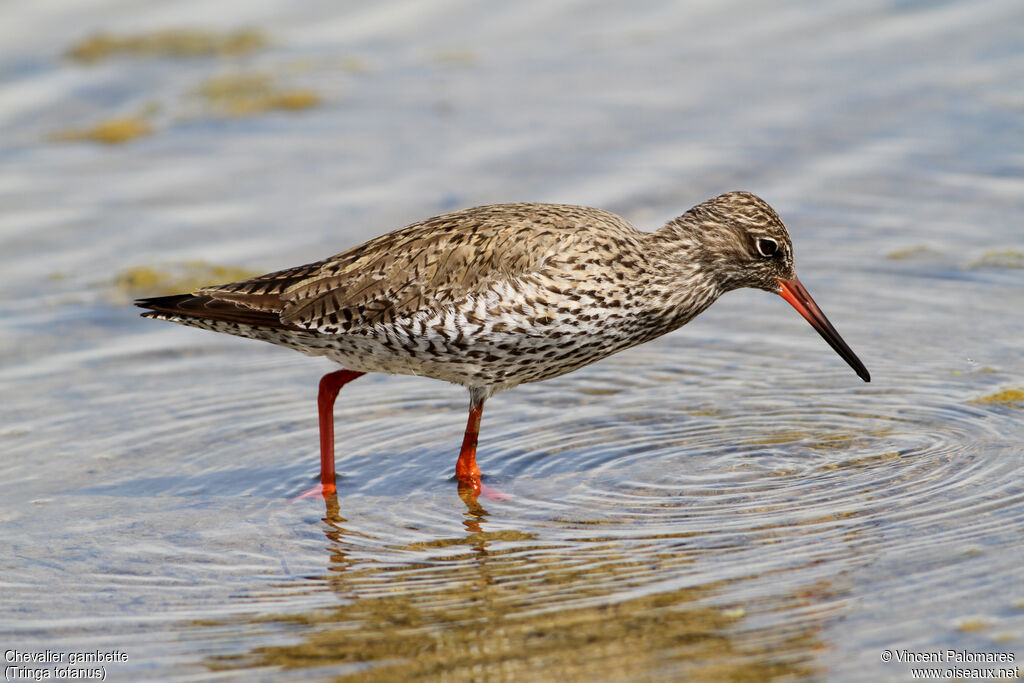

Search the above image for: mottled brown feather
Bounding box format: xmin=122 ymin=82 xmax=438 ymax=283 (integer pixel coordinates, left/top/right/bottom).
xmin=137 ymin=192 xmax=870 ymax=393
xmin=197 ymin=203 xmax=635 ymax=333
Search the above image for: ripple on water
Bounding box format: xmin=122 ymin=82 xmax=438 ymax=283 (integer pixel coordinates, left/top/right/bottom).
xmin=163 ymin=337 xmax=1021 ymax=677
xmin=14 ymin=307 xmax=1020 ymax=679
xmin=516 ymin=355 xmax=1020 ymax=519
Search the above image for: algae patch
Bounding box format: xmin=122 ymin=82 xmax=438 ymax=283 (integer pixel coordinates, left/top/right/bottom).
xmin=55 ymin=29 xmax=321 ymax=145
xmin=51 ymin=117 xmax=153 ymax=145
xmin=203 ymin=571 xmax=813 ymax=682
xmin=113 ymin=261 xmax=259 ymax=300
xmin=886 ymin=245 xmax=937 ymax=260
xmin=956 ymin=618 xmax=990 ymax=632
xmin=430 ymin=47 xmax=479 ymax=67
xmin=67 ymin=28 xmax=267 ymax=63
xmin=197 ymin=73 xmax=321 ymax=116
xmin=971 ymin=389 xmax=1024 ymax=405
xmin=965 ymin=249 xmax=1024 ymax=270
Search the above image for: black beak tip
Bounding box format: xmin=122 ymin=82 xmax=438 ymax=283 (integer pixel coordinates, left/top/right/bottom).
xmin=777 ymin=278 xmax=871 ymax=385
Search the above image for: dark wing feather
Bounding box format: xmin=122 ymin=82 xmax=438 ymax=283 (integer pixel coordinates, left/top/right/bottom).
xmin=172 ymin=203 xmax=636 ymax=334
xmin=134 ymin=293 xmax=302 ymax=331
xmin=190 ymin=203 xmax=620 ymax=334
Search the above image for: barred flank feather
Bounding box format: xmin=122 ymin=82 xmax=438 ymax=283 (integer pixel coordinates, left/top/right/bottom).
xmin=137 ymin=192 xmax=802 ymax=395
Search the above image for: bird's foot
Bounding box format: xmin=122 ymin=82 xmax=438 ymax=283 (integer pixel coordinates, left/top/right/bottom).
xmin=480 ymin=483 xmax=512 ymax=502
xmin=457 ymin=478 xmax=512 ymax=502
xmin=292 ymin=482 xmax=336 ymax=501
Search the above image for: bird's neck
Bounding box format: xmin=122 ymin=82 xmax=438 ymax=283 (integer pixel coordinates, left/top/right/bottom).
xmin=634 ymin=222 xmax=725 ymax=333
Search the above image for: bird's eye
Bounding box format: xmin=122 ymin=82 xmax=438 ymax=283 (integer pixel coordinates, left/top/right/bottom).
xmin=756 ymin=238 xmax=778 ymax=258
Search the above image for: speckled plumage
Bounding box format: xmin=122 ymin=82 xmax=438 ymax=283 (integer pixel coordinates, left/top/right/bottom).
xmin=138 ymin=191 xmax=868 ymax=496
xmin=140 ymin=193 xmax=797 ymax=396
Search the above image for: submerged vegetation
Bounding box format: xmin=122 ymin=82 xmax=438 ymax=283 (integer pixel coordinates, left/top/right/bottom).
xmin=201 ymin=525 xmax=819 ymax=681
xmin=884 ymin=245 xmax=1024 ymax=270
xmin=113 ymin=262 xmax=260 ymax=300
xmin=972 ymin=388 xmax=1024 ymax=405
xmin=54 ymin=28 xmax=323 ymax=145
xmin=886 ymin=245 xmax=936 ymax=260
xmin=66 ymin=28 xmax=268 ymax=63
xmin=196 ymin=73 xmax=321 ymax=116
xmin=430 ymin=47 xmax=479 ymax=67
xmin=50 ymin=116 xmax=153 ymax=145
xmin=965 ymin=249 xmax=1024 ymax=270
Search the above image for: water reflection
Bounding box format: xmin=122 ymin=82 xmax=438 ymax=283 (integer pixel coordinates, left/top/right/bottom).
xmin=204 ymin=493 xmax=823 ymax=681
xmin=3 ymin=1 xmax=1024 ymax=679
xmin=180 ymin=351 xmax=1024 ymax=680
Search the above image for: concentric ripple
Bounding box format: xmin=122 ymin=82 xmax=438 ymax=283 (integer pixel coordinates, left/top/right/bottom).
xmin=4 ymin=0 xmax=1024 ymax=677
xmin=490 ymin=345 xmax=1024 ymax=542
xmin=170 ymin=338 xmax=1024 ymax=680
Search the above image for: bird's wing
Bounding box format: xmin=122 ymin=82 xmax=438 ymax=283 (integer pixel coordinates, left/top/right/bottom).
xmin=135 ymin=293 xmax=301 ymax=330
xmin=197 ymin=203 xmax=616 ymax=334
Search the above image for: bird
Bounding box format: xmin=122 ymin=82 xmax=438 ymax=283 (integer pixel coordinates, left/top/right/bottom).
xmin=137 ymin=191 xmax=869 ymax=499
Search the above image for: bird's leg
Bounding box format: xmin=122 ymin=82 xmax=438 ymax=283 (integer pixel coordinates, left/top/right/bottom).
xmin=455 ymin=392 xmax=511 ymax=502
xmin=318 ymin=369 xmax=366 ymax=492
xmin=317 ymin=369 xmax=366 ymax=493
xmin=455 ymin=397 xmax=485 ymax=492
xmin=295 ymin=369 xmax=364 ymax=500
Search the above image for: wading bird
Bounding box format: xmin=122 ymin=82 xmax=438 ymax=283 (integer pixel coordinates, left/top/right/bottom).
xmin=138 ymin=192 xmax=869 ymax=498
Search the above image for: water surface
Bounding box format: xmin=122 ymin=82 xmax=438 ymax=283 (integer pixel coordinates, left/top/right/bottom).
xmin=2 ymin=1 xmax=1023 ymax=680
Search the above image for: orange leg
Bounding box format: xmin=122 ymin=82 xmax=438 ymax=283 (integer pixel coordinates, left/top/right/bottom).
xmin=455 ymin=399 xmax=485 ymax=492
xmin=298 ymin=369 xmax=364 ymax=498
xmin=454 ymin=394 xmax=510 ymax=502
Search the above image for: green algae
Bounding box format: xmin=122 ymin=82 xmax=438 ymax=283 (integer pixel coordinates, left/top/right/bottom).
xmin=66 ymin=28 xmax=267 ymax=63
xmin=204 ymin=568 xmax=817 ymax=682
xmin=57 ymin=29 xmax=320 ymax=146
xmin=965 ymin=249 xmax=1024 ymax=269
xmin=196 ymin=72 xmax=322 ymax=116
xmin=113 ymin=261 xmax=259 ymax=299
xmin=742 ymin=426 xmax=894 ymax=452
xmin=49 ymin=72 xmax=320 ymax=146
xmin=956 ymin=618 xmax=990 ymax=632
xmin=50 ymin=116 xmax=153 ymax=145
xmin=972 ymin=389 xmax=1024 ymax=405
xmin=398 ymin=530 xmax=536 ymax=551
xmin=430 ymin=47 xmax=479 ymax=67
xmin=886 ymin=244 xmax=937 ymax=260
xmin=192 ymin=490 xmax=825 ymax=682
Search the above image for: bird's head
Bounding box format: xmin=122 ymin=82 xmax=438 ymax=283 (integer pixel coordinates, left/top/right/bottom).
xmin=669 ymin=191 xmax=870 ymax=382
xmin=680 ymin=191 xmax=798 ymax=293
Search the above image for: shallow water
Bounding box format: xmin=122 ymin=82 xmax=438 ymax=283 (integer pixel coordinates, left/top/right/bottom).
xmin=2 ymin=1 xmax=1023 ymax=681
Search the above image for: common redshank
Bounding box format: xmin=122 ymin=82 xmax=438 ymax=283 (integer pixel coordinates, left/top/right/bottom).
xmin=137 ymin=192 xmax=869 ymax=498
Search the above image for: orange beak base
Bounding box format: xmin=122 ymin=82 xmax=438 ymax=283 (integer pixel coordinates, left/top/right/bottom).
xmin=777 ymin=277 xmax=870 ymax=382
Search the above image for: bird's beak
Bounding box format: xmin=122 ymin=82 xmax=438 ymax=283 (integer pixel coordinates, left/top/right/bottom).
xmin=777 ymin=277 xmax=870 ymax=382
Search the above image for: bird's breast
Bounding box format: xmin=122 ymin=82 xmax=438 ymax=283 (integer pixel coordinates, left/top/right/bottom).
xmin=321 ymin=271 xmax=681 ymax=389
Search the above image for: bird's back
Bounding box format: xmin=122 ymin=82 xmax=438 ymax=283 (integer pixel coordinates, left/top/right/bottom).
xmin=200 ymin=202 xmax=642 ymax=332
xmin=138 ymin=202 xmax=678 ymax=393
